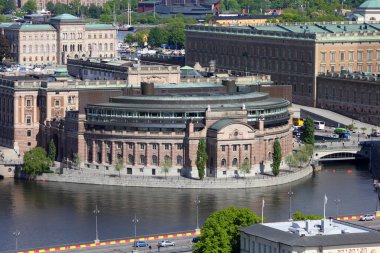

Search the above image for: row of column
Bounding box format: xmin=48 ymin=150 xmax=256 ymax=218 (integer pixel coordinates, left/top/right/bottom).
xmin=87 ymin=140 xmax=184 ymax=167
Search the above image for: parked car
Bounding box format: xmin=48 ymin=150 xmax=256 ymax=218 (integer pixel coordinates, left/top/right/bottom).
xmin=359 ymin=214 xmax=375 ymax=221
xmin=158 ymin=240 xmax=175 ymax=247
xmin=371 ymin=131 xmax=380 ymax=137
xmin=134 ymin=241 xmax=149 ymax=247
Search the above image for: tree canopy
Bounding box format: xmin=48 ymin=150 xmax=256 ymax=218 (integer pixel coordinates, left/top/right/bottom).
xmin=23 ymin=147 xmax=51 ymax=176
xmin=48 ymin=139 xmax=56 ymax=165
xmin=196 ymin=138 xmax=208 ymax=180
xmin=302 ymin=116 xmax=315 ymax=146
xmin=272 ymin=139 xmax=282 ymax=176
xmin=0 ymin=34 xmax=10 ymax=62
xmin=193 ymin=207 xmax=261 ymax=253
xmin=22 ymin=0 xmax=37 ymax=14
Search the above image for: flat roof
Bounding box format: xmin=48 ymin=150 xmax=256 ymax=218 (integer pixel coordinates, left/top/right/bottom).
xmin=239 ymin=220 xmax=380 ymax=247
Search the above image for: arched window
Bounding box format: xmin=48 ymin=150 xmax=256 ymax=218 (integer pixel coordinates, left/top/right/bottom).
xmin=46 ymin=44 xmax=50 ymax=53
xmin=221 ymin=159 xmax=226 ymax=167
xmin=152 ymin=155 xmax=158 ymax=165
xmin=128 ymin=154 xmax=134 ymax=164
xmin=104 ymin=43 xmax=108 ymax=51
xmin=110 ymin=43 xmax=113 ymax=51
xmin=232 ymin=158 xmax=238 ymax=167
xmin=140 ymin=155 xmax=146 ymax=165
xmin=176 ymin=155 xmax=183 ymax=166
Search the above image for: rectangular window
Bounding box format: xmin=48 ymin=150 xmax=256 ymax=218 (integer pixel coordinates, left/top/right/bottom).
xmin=349 ymin=51 xmax=354 ymax=61
xmin=367 ymin=64 xmax=372 ymax=72
xmin=233 ymin=145 xmax=237 ymax=151
xmin=340 ymin=51 xmax=345 ymax=61
xmin=358 ymin=51 xmax=363 ymax=61
xmin=55 ymin=100 xmax=60 ymax=107
xmin=177 ymin=144 xmax=183 ymax=150
xmin=222 ymin=146 xmax=225 ymax=152
xmin=244 ymin=144 xmax=249 ymax=150
xmin=321 ymin=52 xmax=326 ymax=62
xmin=26 ymin=99 xmax=31 ymax=107
xmin=377 ymin=50 xmax=380 ymax=60
xmin=140 ymin=144 xmax=145 ymax=150
xmin=27 ymin=130 xmax=31 ymax=137
xmin=377 ymin=64 xmax=380 ymax=72
xmin=358 ymin=64 xmax=363 ymax=72
xmin=129 ymin=143 xmax=133 ymax=149
xmin=26 ymin=115 xmax=31 ymax=125
xmin=165 ymin=144 xmax=170 ymax=150
xmin=152 ymin=144 xmax=157 ymax=150
xmin=331 ymin=65 xmax=335 ymax=72
xmin=368 ymin=50 xmax=373 ymax=61
xmin=349 ymin=64 xmax=354 ymax=72
xmin=330 ymin=52 xmax=335 ymax=62
xmin=321 ymin=65 xmax=326 ymax=73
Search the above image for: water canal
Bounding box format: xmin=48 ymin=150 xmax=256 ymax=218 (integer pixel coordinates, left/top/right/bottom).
xmin=0 ymin=162 xmax=376 ymax=251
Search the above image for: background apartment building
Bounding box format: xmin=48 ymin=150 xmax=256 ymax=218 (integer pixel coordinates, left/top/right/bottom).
xmin=2 ymin=14 xmax=117 ymax=66
xmin=185 ymin=22 xmax=380 ymax=107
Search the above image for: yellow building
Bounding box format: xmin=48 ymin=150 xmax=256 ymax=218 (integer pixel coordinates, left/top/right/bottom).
xmin=213 ymin=15 xmax=281 ymax=26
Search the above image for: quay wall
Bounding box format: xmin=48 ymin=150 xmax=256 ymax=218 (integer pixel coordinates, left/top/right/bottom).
xmin=37 ymin=166 xmax=313 ymax=189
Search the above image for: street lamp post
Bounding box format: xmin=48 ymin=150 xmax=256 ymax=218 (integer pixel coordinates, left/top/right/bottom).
xmin=93 ymin=204 xmax=100 ymax=243
xmin=195 ymin=196 xmax=200 ymax=230
xmin=287 ymin=190 xmax=294 ymax=220
xmin=132 ymin=214 xmax=139 ymax=248
xmin=334 ymin=199 xmax=341 ymax=218
xmin=13 ymin=231 xmax=20 ymax=251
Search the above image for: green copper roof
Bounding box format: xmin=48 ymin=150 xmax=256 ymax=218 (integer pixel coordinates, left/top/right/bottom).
xmin=6 ymin=23 xmax=56 ymax=31
xmin=85 ymin=24 xmax=115 ymax=29
xmin=51 ymin=13 xmax=81 ymax=21
xmin=209 ymin=119 xmax=241 ymax=131
xmin=359 ymin=0 xmax=380 ymax=8
xmin=21 ymin=24 xmax=56 ymax=31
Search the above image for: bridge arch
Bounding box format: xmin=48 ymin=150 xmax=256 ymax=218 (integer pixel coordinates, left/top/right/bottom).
xmin=317 ymin=152 xmax=367 ymax=161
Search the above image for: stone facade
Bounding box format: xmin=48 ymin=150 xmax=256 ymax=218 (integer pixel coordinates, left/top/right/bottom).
xmin=68 ymin=81 xmax=292 ymax=179
xmin=0 ymin=72 xmax=126 ymax=155
xmin=185 ymin=22 xmax=380 ymax=107
xmin=2 ymin=14 xmax=117 ymax=66
xmin=317 ymin=73 xmax=380 ymax=126
xmin=67 ymin=59 xmax=181 ymax=85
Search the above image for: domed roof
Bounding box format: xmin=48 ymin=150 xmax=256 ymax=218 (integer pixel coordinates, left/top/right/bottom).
xmin=359 ymin=0 xmax=380 ymax=9
xmin=50 ymin=13 xmax=81 ymax=21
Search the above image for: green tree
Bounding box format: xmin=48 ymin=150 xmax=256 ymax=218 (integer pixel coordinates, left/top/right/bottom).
xmin=272 ymin=140 xmax=282 ymax=176
xmin=167 ymin=23 xmax=185 ymax=49
xmin=114 ymin=157 xmax=123 ymax=177
xmin=239 ymin=158 xmax=250 ymax=177
xmin=292 ymin=211 xmax=323 ymax=221
xmin=23 ymin=147 xmax=51 ymax=176
xmin=3 ymin=0 xmax=16 ymax=13
xmin=193 ymin=207 xmax=261 ymax=253
xmin=302 ymin=116 xmax=315 ymax=146
xmin=135 ymin=30 xmax=149 ymax=47
xmin=162 ymin=155 xmax=172 ymax=179
xmin=285 ymin=154 xmax=297 ymax=168
xmin=48 ymin=139 xmax=56 ymax=165
xmin=69 ymin=0 xmax=80 ymax=15
xmin=0 ymin=34 xmax=10 ymax=62
xmin=99 ymin=13 xmax=112 ymax=23
xmin=88 ymin=3 xmax=101 ymax=18
xmin=46 ymin=1 xmax=54 ymax=11
xmin=148 ymin=27 xmax=168 ymax=47
xmin=22 ymin=0 xmax=37 ymax=14
xmin=196 ymin=138 xmax=208 ymax=180
xmin=72 ymin=153 xmax=81 ymax=169
xmin=124 ymin=33 xmax=136 ymax=44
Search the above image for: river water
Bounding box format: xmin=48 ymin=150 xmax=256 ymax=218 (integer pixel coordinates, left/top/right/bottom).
xmin=0 ymin=162 xmax=376 ymax=251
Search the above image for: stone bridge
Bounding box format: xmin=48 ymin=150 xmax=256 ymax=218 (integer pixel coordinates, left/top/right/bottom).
xmin=0 ymin=147 xmax=23 ymax=178
xmin=313 ymin=144 xmax=368 ymax=162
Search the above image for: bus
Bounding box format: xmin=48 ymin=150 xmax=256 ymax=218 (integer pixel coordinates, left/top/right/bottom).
xmin=293 ymin=117 xmax=304 ymax=126
xmin=314 ymin=120 xmax=325 ymax=130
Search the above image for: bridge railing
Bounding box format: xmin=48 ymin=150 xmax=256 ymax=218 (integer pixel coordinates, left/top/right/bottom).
xmin=0 ymin=159 xmax=23 ymax=165
xmin=314 ymin=145 xmax=361 ymax=151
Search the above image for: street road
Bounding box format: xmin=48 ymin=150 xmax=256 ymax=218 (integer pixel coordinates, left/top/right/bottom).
xmin=59 ymin=237 xmax=194 ymax=253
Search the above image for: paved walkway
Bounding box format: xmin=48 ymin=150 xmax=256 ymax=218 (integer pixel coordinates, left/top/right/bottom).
xmin=291 ymin=104 xmax=378 ymax=132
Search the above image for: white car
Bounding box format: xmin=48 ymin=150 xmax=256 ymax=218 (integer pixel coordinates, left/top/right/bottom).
xmin=158 ymin=240 xmax=175 ymax=247
xmin=359 ymin=214 xmax=375 ymax=221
